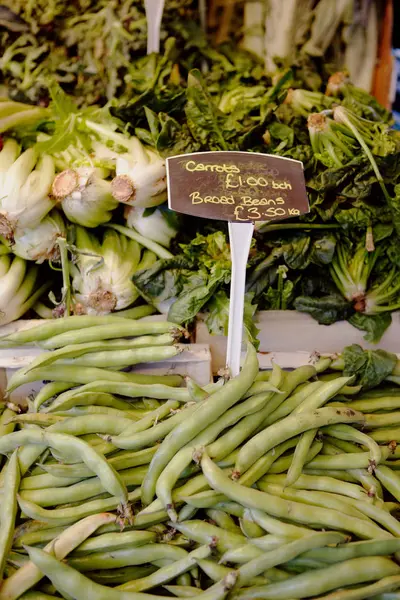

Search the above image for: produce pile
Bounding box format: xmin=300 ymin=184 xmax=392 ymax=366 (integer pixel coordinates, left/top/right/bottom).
xmin=1 ymin=35 xmax=399 ymax=341
xmin=0 ymin=0 xmax=200 ymax=106
xmin=1 ymin=322 xmax=400 ymax=598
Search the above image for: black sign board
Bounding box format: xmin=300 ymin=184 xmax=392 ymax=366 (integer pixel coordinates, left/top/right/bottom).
xmin=166 ymin=151 xmax=309 ymax=222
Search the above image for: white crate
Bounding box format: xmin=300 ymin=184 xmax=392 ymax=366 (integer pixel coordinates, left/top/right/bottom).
xmin=196 ymin=310 xmax=400 ymax=374
xmin=0 ymin=319 xmax=212 ymax=403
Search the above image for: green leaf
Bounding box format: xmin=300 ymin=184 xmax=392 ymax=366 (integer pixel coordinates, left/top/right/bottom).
xmin=205 ymin=290 xmax=260 ymax=348
xmin=185 ymin=69 xmax=231 ymax=150
xmin=348 ymin=312 xmax=392 ymax=344
xmin=294 ymin=294 xmax=352 ymax=325
xmin=342 ymin=344 xmax=397 ymax=390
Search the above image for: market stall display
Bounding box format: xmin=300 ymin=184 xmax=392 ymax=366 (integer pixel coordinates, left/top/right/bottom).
xmin=0 ymin=1 xmax=400 ymax=598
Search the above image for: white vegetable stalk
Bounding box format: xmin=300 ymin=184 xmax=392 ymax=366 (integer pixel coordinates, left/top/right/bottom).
xmin=70 ymin=227 xmax=142 ymax=315
xmin=124 ymin=206 xmax=178 ymax=248
xmin=52 ymin=167 xmax=118 ymax=228
xmin=111 ymin=147 xmax=167 ymax=208
xmin=0 ymin=142 xmax=56 ymax=241
xmin=12 ymin=210 xmax=66 ymax=264
xmin=0 ymin=255 xmax=50 ymax=326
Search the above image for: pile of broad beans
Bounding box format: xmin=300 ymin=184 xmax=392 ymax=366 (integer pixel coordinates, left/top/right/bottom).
xmin=2 ymin=317 xmax=400 ymax=599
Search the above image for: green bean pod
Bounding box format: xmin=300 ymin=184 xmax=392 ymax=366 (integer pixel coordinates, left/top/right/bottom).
xmin=235 ymin=407 xmax=365 ymax=476
xmin=0 ymin=512 xmax=116 ymax=600
xmin=27 ymin=545 xmax=237 ymax=600
xmin=0 ymin=451 xmax=20 ymax=582
xmin=201 ymin=454 xmax=391 ymax=539
xmin=233 ymin=557 xmax=400 ymax=600
xmin=141 ymin=343 xmax=259 ymax=506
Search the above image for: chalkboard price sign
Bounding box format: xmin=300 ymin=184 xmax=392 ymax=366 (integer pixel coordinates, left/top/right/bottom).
xmin=166 ymin=151 xmax=309 ymax=222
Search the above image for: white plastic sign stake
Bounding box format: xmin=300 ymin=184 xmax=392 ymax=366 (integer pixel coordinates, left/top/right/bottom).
xmin=144 ymin=0 xmax=165 ymax=54
xmin=226 ymin=221 xmax=254 ymax=376
xmin=166 ymin=151 xmax=310 ymax=376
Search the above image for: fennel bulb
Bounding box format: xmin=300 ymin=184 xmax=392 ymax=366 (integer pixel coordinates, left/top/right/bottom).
xmin=0 ymin=254 xmax=50 ymax=326
xmin=0 ymin=142 xmax=56 ymax=241
xmin=70 ymin=226 xmax=142 ymax=315
xmin=124 ymin=206 xmax=178 ymax=248
xmin=52 ymin=166 xmax=118 ymax=228
xmin=12 ymin=210 xmax=66 ymax=264
xmin=111 ymin=144 xmax=167 ymax=208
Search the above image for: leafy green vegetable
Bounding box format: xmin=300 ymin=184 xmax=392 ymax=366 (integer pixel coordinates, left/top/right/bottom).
xmin=342 ymin=344 xmax=397 ymax=390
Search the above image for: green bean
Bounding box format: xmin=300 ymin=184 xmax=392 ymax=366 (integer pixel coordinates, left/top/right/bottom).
xmin=20 ymin=466 xmax=146 ymax=507
xmin=237 ymin=531 xmax=348 ymax=587
xmin=72 ymin=531 xmax=156 ymax=556
xmin=0 ymin=314 xmax=157 ymax=345
xmin=233 ymin=557 xmax=400 ymax=600
xmin=170 ymin=520 xmax=247 ymax=554
xmin=7 ymin=414 xmax=65 ymax=427
xmin=300 ymin=538 xmax=400 ymax=565
xmin=85 ymin=566 xmax=158 ymax=585
xmin=314 ymin=575 xmax=400 ymax=600
xmin=0 ymin=452 xmax=20 ymax=582
xmin=305 ymin=447 xmax=391 ymax=470
xmin=156 ymin=391 xmax=270 ymax=519
xmin=113 ymin=305 xmax=157 ymax=319
xmin=39 ymin=447 xmax=157 ymax=479
xmin=243 ymin=381 xmax=282 ymax=399
xmin=61 ymin=345 xmax=182 ymax=369
xmin=7 ymin=366 xmax=182 ymax=394
xmin=141 ymin=342 xmax=259 ymax=506
xmin=164 ymin=585 xmax=202 ymax=598
xmin=263 ymin=382 xmax=324 ymax=426
xmin=19 ymin=592 xmax=58 ymax=600
xmin=111 ymin=400 xmax=184 ymax=439
xmin=285 ymin=430 xmax=317 ymax=487
xmin=219 ymin=544 xmax=264 ymax=564
xmin=259 ymin=474 xmax=368 ymax=501
xmin=258 ymin=483 xmax=371 ymax=522
xmin=204 ymin=366 xmax=284 ymax=466
xmin=201 ymin=453 xmax=391 ymax=539
xmin=302 ymin=468 xmax=359 ymax=483
xmin=205 ymin=509 xmax=242 ymax=535
xmin=0 ymin=512 xmax=116 ymax=600
xmin=34 ymin=383 xmax=76 ymax=411
xmin=178 ymin=504 xmax=198 ymax=522
xmin=322 ymin=441 xmax=384 ymax=498
xmin=256 ymin=366 xmax=317 ymax=429
xmin=238 ymin=438 xmax=300 ymax=487
xmin=236 ymin=407 xmax=365 ymax=476
xmin=283 ymin=378 xmax=351 ymax=487
xmin=6 ymin=552 xmax=29 ymax=569
xmin=54 ymin=406 xmax=148 ymax=419
xmin=18 ymin=489 xmax=141 ymax=526
xmin=13 ymin=526 xmax=66 ymax=549
xmin=195 ymin=559 xmax=268 ymax=586
xmin=69 ymin=543 xmax=188 ymax=571
xmin=46 ymin=380 xmax=214 ymax=414
xmin=341 ymin=397 xmax=400 ymax=412
xmin=376 ymin=466 xmax=400 ymax=502
xmin=186 ymin=378 xmax=210 ymax=402
xmin=47 ymin=413 xmax=136 ymax=437
xmin=117 ymin=546 xmax=211 ymax=592
xmin=28 ymin=545 xmax=238 ymax=600
xmin=0 ymin=408 xmax=16 ymax=437
xmin=110 ymin=402 xmax=203 ymax=451
xmin=239 ymin=517 xmax=264 ymax=538
xmin=370 ymin=428 xmax=400 ymax=443
xmin=40 ymin=321 xmax=181 ymax=349
xmin=250 ymin=535 xmax=294 ymax=553
xmin=268 ymin=441 xmax=323 ymax=474
xmin=20 ymin=472 xmax=84 ymax=491
xmin=322 ymin=424 xmax=382 ymax=465
xmin=26 ymin=335 xmax=177 ymax=373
